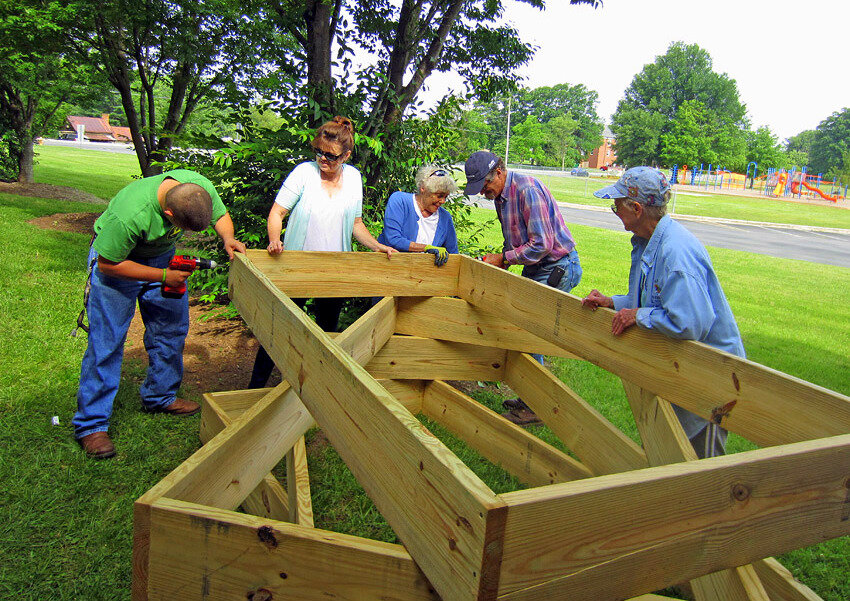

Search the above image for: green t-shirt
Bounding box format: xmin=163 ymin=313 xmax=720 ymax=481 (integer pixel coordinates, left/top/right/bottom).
xmin=93 ymin=170 xmax=227 ymax=262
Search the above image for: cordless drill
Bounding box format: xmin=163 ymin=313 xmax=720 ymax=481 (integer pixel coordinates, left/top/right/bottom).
xmin=161 ymin=255 xmax=217 ymax=298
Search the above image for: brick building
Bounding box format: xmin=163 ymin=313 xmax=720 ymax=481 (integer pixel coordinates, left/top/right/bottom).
xmin=586 ymin=126 xmax=616 ymax=169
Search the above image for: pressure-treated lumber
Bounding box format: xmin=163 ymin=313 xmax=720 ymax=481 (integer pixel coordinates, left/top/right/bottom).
xmin=621 ymin=380 xmax=769 ymax=601
xmin=752 ymin=558 xmax=824 ymax=601
xmin=146 ymin=498 xmax=439 ymax=601
xmin=201 ymin=390 xmax=291 ymax=521
xmin=366 ymin=335 xmax=507 ymax=381
xmin=134 ymin=295 xmax=397 ymax=601
xmin=244 ymin=249 xmax=459 ymax=297
xmin=230 ymin=253 xmax=506 ymax=601
xmin=457 ymin=255 xmax=850 ymax=448
xmin=422 ymin=380 xmax=592 ymax=486
xmin=286 ymin=436 xmax=314 ymax=526
xmin=504 ymin=351 xmax=647 ymax=475
xmin=137 ymin=251 xmax=848 ymax=601
xmin=395 ymin=296 xmax=580 ymax=359
xmin=497 ymin=434 xmax=850 ymax=599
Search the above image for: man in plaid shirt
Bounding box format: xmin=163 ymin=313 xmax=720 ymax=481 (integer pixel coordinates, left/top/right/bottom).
xmin=464 ymin=150 xmax=582 ymax=424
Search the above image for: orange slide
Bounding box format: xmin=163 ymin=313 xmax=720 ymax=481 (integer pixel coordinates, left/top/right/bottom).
xmin=790 ymin=180 xmax=843 ymax=202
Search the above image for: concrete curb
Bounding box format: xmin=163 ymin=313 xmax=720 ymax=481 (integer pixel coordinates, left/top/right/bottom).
xmin=555 ymin=201 xmax=850 ymax=235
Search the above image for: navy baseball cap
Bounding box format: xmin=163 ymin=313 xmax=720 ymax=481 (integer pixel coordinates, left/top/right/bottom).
xmin=464 ymin=150 xmax=500 ymax=195
xmin=594 ymin=166 xmax=671 ymax=206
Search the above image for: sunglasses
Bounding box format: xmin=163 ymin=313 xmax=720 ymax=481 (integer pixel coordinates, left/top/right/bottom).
xmin=429 ymin=169 xmax=449 ymax=177
xmin=316 ymin=149 xmax=344 ymax=162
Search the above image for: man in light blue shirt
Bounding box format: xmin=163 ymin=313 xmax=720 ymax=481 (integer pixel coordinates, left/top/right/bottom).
xmin=582 ymin=166 xmax=745 ymax=458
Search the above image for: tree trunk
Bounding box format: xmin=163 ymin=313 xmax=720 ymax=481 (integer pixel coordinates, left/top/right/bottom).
xmin=302 ymin=0 xmax=336 ymax=124
xmin=16 ymin=136 xmax=34 ymax=183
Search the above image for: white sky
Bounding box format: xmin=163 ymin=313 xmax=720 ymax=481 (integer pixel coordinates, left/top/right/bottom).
xmin=422 ymin=0 xmax=850 ymax=142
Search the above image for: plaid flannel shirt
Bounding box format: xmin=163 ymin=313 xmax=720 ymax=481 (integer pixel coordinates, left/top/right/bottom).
xmin=495 ymin=171 xmax=576 ymax=265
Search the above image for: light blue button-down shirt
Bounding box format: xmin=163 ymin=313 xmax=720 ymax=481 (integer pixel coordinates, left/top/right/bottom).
xmin=612 ymin=215 xmax=745 ymax=358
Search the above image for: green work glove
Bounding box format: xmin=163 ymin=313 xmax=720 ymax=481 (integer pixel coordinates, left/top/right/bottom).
xmin=424 ymin=245 xmax=449 ymax=266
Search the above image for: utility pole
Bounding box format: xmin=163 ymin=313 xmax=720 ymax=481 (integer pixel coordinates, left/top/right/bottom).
xmin=505 ymin=95 xmax=511 ymax=165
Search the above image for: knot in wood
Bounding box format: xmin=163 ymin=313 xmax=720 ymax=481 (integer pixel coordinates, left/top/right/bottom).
xmin=247 ymin=588 xmax=274 ymax=601
xmin=257 ymin=525 xmax=278 ymax=548
xmin=732 ymin=483 xmax=751 ymax=502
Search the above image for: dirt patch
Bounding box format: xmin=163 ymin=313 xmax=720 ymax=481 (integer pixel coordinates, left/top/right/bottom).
xmin=0 ymin=181 xmax=105 ymax=204
xmin=29 ymin=212 xmax=100 ymax=235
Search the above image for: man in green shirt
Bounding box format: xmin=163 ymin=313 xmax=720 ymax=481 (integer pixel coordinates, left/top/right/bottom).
xmin=74 ymin=170 xmax=246 ymax=458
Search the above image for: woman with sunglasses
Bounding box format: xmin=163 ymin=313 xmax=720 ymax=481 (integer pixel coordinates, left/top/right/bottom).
xmin=248 ymin=116 xmax=396 ymax=389
xmin=377 ymin=165 xmax=459 ymax=266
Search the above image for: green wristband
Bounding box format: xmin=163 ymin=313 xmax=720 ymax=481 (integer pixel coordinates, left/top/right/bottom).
xmin=161 ymin=268 xmax=167 ymax=284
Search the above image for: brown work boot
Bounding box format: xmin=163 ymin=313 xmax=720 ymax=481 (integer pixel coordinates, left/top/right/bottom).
xmin=156 ymin=397 xmax=200 ymax=416
xmin=501 ymin=408 xmax=543 ymax=426
xmin=78 ymin=431 xmax=116 ymax=459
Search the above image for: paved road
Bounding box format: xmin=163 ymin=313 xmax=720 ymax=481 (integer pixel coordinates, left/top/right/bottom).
xmin=43 ymin=138 xmax=135 ymax=154
xmin=472 ymin=199 xmax=850 ymax=270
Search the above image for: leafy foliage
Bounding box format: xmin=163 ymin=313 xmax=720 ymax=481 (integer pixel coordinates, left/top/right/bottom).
xmin=809 ymin=108 xmax=850 ymax=176
xmin=461 ymin=82 xmax=603 ymax=167
xmin=0 ymin=0 xmax=108 ymax=181
xmin=611 ymin=42 xmax=748 ymax=169
xmin=162 ymin=97 xmax=497 ymax=316
xmin=744 ymin=126 xmax=785 ymax=171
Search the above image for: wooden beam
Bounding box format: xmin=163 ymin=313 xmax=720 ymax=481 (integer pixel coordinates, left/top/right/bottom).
xmin=495 ymin=434 xmax=850 ymax=600
xmin=201 ymin=390 xmax=291 ymax=521
xmin=133 ymin=295 xmax=397 ymax=600
xmin=161 ymin=383 xmax=313 ymax=509
xmin=752 ymin=557 xmax=824 ymax=601
xmin=422 ymin=380 xmax=592 ymax=486
xmin=230 ymin=253 xmax=505 ymax=601
xmin=395 ymin=296 xmax=580 ymax=359
xmin=621 ymin=381 xmax=769 ymax=601
xmin=146 ymin=498 xmax=439 ymax=601
xmin=366 ymin=335 xmax=507 ymax=381
xmin=286 ymin=437 xmax=314 ymax=527
xmin=504 ymin=352 xmax=647 ymax=475
xmin=457 ymin=256 xmax=850 ymax=448
xmin=243 ymin=249 xmax=459 ymax=297
xmin=377 ymin=379 xmax=425 ymax=414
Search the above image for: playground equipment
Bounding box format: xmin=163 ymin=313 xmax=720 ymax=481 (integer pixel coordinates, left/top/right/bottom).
xmin=671 ymin=163 xmax=848 ymax=200
xmin=132 ymin=251 xmax=850 ymax=601
xmin=791 ymin=178 xmax=844 ymax=201
xmin=773 ymin=172 xmax=787 ymax=196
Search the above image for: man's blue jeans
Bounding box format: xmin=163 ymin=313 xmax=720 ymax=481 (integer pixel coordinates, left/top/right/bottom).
xmin=73 ymin=245 xmax=189 ymax=439
xmin=521 ymin=249 xmax=582 ymax=364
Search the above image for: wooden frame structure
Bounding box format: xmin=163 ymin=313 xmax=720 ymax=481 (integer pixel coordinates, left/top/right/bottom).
xmin=133 ymin=250 xmax=850 ymax=601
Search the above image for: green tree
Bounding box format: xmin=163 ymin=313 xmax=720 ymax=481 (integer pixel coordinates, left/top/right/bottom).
xmin=781 ymin=149 xmax=809 ymax=170
xmin=515 ymin=83 xmax=603 ymax=159
xmin=69 ymin=0 xmax=291 ymax=176
xmin=263 ymin=0 xmax=600 ymax=185
xmin=464 ymin=82 xmax=603 ymax=167
xmin=809 ymin=108 xmax=850 ymax=176
xmin=544 ymin=114 xmax=578 ymax=169
xmin=510 ymin=115 xmax=547 ymax=165
xmin=786 ymin=129 xmax=816 ymax=155
xmin=833 ymin=150 xmax=850 ymax=186
xmin=611 ymin=41 xmax=748 ymax=168
xmin=744 ymin=126 xmax=784 ymax=171
xmin=0 ymin=0 xmax=107 ymax=182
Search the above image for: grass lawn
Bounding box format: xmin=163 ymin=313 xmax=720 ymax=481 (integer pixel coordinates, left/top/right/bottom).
xmin=524 ymin=172 xmax=850 ymax=229
xmin=1 ymin=149 xmax=848 ymax=599
xmin=33 ymin=144 xmax=141 ymax=200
